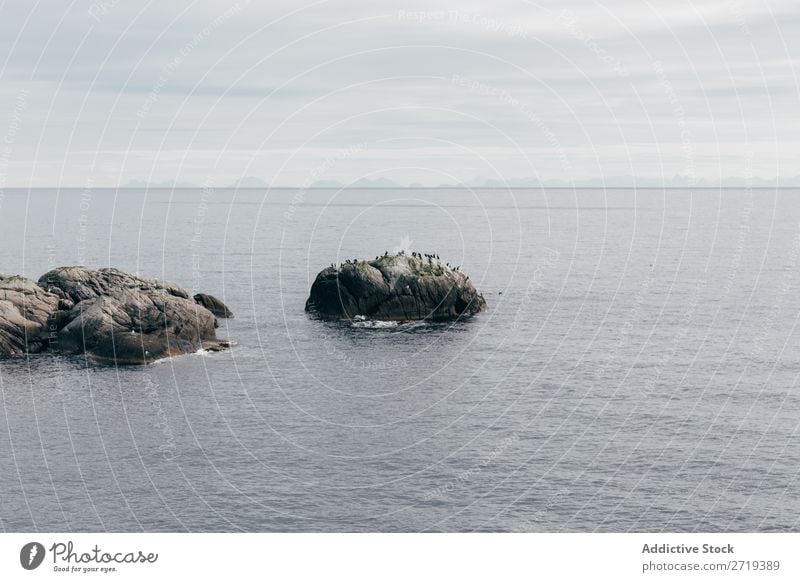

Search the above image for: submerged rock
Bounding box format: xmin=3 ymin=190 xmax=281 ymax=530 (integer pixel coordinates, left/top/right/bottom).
xmin=0 ymin=275 xmax=61 ymax=357
xmin=305 ymin=253 xmax=486 ymax=321
xmin=34 ymin=266 xmax=228 ymax=365
xmin=193 ymin=293 xmax=234 ymax=318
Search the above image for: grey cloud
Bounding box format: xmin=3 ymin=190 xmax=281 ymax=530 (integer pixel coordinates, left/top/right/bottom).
xmin=0 ymin=0 xmax=796 ymax=186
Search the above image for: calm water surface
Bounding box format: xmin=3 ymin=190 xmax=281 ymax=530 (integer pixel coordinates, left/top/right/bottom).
xmin=1 ymin=187 xmax=799 ymax=532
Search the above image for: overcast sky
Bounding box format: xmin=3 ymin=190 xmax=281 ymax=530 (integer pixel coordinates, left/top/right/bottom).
xmin=0 ymin=0 xmax=797 ymax=187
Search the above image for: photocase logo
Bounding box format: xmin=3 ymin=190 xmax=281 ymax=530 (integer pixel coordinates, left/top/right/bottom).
xmin=20 ymin=542 xmax=45 ymax=570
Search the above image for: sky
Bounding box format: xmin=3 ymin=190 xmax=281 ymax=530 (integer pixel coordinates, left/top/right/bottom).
xmin=0 ymin=0 xmax=798 ymax=187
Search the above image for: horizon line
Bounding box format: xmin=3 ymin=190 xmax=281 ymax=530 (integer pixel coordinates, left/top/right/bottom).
xmin=4 ymin=185 xmax=798 ymax=191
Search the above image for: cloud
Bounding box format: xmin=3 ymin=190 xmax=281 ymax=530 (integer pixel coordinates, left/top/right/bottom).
xmin=0 ymin=0 xmax=797 ymax=186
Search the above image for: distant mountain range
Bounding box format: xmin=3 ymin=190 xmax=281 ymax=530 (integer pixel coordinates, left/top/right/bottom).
xmin=308 ymin=177 xmax=407 ymax=188
xmin=459 ymin=175 xmax=800 ymax=188
xmin=121 ymin=176 xmax=272 ymax=189
xmin=227 ymin=176 xmax=270 ymax=188
xmin=119 ymin=175 xmax=800 ymax=189
xmin=122 ymin=179 xmax=200 ymax=188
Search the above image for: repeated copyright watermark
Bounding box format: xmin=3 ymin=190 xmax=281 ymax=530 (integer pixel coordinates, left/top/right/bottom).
xmin=451 ymin=73 xmax=573 ymax=177
xmin=190 ymin=175 xmax=216 ymax=295
xmin=142 ymin=372 xmax=177 ymax=461
xmin=422 ymin=434 xmax=520 ymax=502
xmin=283 ymin=141 xmax=368 ymax=225
xmin=136 ymin=3 xmax=246 ymax=120
xmin=397 ymin=9 xmax=529 ymax=38
xmin=0 ymin=88 xmax=28 ymax=211
xmin=558 ymin=9 xmax=629 ymax=77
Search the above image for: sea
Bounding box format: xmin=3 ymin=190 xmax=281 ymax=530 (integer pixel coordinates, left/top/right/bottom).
xmin=0 ymin=186 xmax=799 ymax=532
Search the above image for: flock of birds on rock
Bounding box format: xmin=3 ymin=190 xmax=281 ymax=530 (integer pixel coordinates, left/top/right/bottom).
xmin=328 ymin=251 xmax=463 ymax=273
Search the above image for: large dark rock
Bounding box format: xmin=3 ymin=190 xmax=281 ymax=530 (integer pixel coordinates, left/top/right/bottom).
xmin=34 ymin=266 xmax=228 ymax=365
xmin=305 ymin=254 xmax=487 ymax=321
xmin=193 ymin=293 xmax=233 ymax=318
xmin=38 ymin=266 xmax=190 ymax=303
xmin=0 ymin=275 xmax=61 ymax=357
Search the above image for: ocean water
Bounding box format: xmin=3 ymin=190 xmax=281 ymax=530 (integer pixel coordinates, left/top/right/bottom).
xmin=1 ymin=186 xmax=799 ymax=532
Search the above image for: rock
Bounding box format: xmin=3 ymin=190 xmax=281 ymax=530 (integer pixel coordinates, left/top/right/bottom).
xmin=0 ymin=275 xmax=61 ymax=357
xmin=193 ymin=293 xmax=234 ymax=318
xmin=38 ymin=266 xmax=189 ymax=303
xmin=36 ymin=266 xmax=227 ymax=365
xmin=305 ymin=254 xmax=487 ymax=321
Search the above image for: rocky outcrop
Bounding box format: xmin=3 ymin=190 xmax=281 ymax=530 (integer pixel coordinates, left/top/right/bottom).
xmin=193 ymin=293 xmax=234 ymax=318
xmin=0 ymin=275 xmax=61 ymax=356
xmin=35 ymin=267 xmax=229 ymax=365
xmin=38 ymin=266 xmax=190 ymax=304
xmin=0 ymin=266 xmax=231 ymax=364
xmin=305 ymin=253 xmax=486 ymax=321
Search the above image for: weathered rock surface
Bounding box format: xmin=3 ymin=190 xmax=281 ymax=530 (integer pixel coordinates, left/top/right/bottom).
xmin=0 ymin=266 xmax=231 ymax=364
xmin=0 ymin=275 xmax=61 ymax=356
xmin=34 ymin=267 xmax=228 ymax=364
xmin=305 ymin=254 xmax=487 ymax=321
xmin=38 ymin=266 xmax=190 ymax=304
xmin=193 ymin=293 xmax=234 ymax=318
